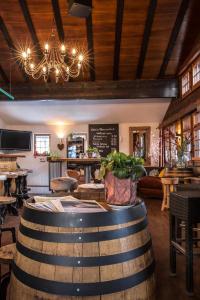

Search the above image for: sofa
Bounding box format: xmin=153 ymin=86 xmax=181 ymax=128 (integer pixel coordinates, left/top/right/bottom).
xmin=137 ymin=176 xmax=163 ymax=199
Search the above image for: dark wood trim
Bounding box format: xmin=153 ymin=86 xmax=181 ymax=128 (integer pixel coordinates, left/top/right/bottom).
xmin=51 ymin=0 xmax=65 ymax=42
xmin=86 ymin=11 xmax=95 ymax=81
xmin=179 ymin=49 xmax=200 ymax=76
xmin=136 ymin=0 xmax=157 ymax=79
xmin=0 ymin=79 xmax=178 ymax=101
xmin=19 ymin=0 xmax=43 ymax=59
xmin=158 ymin=0 xmax=190 ymax=78
xmin=113 ymin=0 xmax=124 ymax=80
xmin=0 ymin=16 xmax=28 ymax=81
xmin=0 ymin=65 xmax=9 ymax=85
xmin=160 ymin=87 xmax=200 ymax=128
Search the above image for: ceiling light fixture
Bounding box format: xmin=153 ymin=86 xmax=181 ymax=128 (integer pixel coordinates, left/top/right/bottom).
xmin=20 ymin=27 xmax=88 ymax=83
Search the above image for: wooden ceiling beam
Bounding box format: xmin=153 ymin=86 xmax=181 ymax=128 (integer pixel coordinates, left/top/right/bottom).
xmin=0 ymin=65 xmax=9 ymax=85
xmin=158 ymin=0 xmax=190 ymax=78
xmin=86 ymin=11 xmax=95 ymax=81
xmin=0 ymin=16 xmax=28 ymax=81
xmin=113 ymin=0 xmax=124 ymax=80
xmin=136 ymin=0 xmax=157 ymax=79
xmin=0 ymin=79 xmax=178 ymax=101
xmin=51 ymin=0 xmax=65 ymax=43
xmin=19 ymin=0 xmax=43 ymax=59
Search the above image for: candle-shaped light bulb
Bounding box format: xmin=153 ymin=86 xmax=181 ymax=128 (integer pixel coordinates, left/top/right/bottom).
xmin=43 ymin=66 xmax=47 ymax=73
xmin=22 ymin=51 xmax=27 ymax=59
xmin=78 ymin=54 xmax=84 ymax=62
xmin=78 ymin=63 xmax=81 ymax=69
xmin=30 ymin=63 xmax=34 ymax=70
xmin=66 ymin=66 xmax=69 ymax=73
xmin=27 ymin=48 xmax=31 ymax=55
xmin=45 ymin=43 xmax=49 ymax=51
xmin=55 ymin=69 xmax=59 ymax=75
xmin=61 ymin=44 xmax=65 ymax=53
xmin=72 ymin=48 xmax=77 ymax=56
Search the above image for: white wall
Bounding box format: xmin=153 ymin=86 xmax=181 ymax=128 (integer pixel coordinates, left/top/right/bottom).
xmin=6 ymin=122 xmax=160 ymax=193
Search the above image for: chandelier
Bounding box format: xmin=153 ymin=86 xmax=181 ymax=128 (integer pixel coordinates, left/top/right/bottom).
xmin=21 ymin=28 xmax=86 ymax=83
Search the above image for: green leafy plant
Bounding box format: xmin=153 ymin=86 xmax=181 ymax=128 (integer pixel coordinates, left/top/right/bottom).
xmin=99 ymin=150 xmax=145 ymax=180
xmin=87 ymin=146 xmax=99 ymax=153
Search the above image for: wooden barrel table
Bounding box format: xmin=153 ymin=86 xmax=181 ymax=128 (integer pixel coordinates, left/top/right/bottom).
xmin=10 ymin=201 xmax=155 ymax=299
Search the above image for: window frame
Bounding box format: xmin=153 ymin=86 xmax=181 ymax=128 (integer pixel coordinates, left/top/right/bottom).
xmin=181 ymin=70 xmax=191 ymax=97
xmin=34 ymin=134 xmax=51 ymax=157
xmin=192 ymin=58 xmax=200 ymax=88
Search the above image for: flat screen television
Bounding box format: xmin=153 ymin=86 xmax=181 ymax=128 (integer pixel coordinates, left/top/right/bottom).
xmin=0 ymin=129 xmax=32 ymax=151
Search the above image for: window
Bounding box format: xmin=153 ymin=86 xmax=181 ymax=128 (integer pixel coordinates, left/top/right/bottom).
xmin=193 ymin=112 xmax=200 ymax=157
xmin=181 ymin=72 xmax=190 ymax=95
xmin=182 ymin=116 xmax=192 ymax=161
xmin=34 ymin=134 xmax=50 ymax=156
xmin=193 ymin=60 xmax=200 ymax=85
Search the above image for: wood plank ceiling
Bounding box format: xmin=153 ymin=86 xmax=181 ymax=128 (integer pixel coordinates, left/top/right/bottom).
xmin=0 ymin=0 xmax=197 ymax=87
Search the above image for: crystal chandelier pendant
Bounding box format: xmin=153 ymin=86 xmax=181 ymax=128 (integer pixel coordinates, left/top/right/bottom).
xmin=21 ymin=28 xmax=85 ymax=83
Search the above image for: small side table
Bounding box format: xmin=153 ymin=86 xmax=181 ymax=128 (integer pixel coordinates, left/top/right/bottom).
xmin=161 ymin=178 xmax=179 ymax=211
xmin=170 ymin=191 xmax=200 ymax=295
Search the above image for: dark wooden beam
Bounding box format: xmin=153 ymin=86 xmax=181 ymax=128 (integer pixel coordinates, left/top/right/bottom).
xmin=51 ymin=0 xmax=65 ymax=43
xmin=113 ymin=0 xmax=124 ymax=80
xmin=0 ymin=16 xmax=28 ymax=81
xmin=0 ymin=65 xmax=9 ymax=85
xmin=0 ymin=79 xmax=178 ymax=101
xmin=158 ymin=0 xmax=190 ymax=78
xmin=19 ymin=0 xmax=43 ymax=58
xmin=86 ymin=11 xmax=95 ymax=81
xmin=160 ymin=87 xmax=200 ymax=128
xmin=136 ymin=0 xmax=157 ymax=79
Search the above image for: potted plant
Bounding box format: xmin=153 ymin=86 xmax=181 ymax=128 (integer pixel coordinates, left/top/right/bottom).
xmin=86 ymin=146 xmax=99 ymax=158
xmin=99 ymin=150 xmax=145 ymax=205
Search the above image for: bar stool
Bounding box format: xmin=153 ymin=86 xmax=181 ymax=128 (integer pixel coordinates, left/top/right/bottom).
xmin=170 ymin=191 xmax=200 ymax=295
xmin=50 ymin=176 xmax=78 ymax=193
xmin=14 ymin=170 xmax=28 ymax=207
xmin=161 ymin=177 xmax=179 ymax=211
xmin=21 ymin=170 xmax=30 ymax=199
xmin=0 ymin=176 xmax=16 ymax=224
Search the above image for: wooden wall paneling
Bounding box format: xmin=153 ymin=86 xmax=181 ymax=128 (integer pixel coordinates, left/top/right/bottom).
xmin=0 ymin=16 xmax=28 ymax=82
xmin=158 ymin=0 xmax=190 ymax=78
xmin=27 ymin=0 xmax=54 ymax=48
xmin=0 ymin=64 xmax=9 ymax=85
xmin=19 ymin=0 xmax=43 ymax=59
xmin=113 ymin=0 xmax=124 ymax=80
xmin=136 ymin=0 xmax=157 ymax=79
xmin=58 ymin=0 xmax=89 ymax=81
xmin=92 ymin=0 xmax=116 ymax=80
xmin=142 ymin=0 xmax=182 ymax=79
xmin=177 ymin=0 xmax=200 ymax=73
xmin=165 ymin=1 xmax=192 ymax=76
xmin=119 ymin=0 xmax=149 ymax=80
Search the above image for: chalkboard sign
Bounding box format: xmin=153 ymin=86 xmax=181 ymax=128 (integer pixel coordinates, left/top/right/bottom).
xmin=89 ymin=124 xmax=119 ymax=157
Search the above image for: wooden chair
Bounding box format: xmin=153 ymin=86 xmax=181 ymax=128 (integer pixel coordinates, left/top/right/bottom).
xmin=0 ymin=229 xmax=16 ymax=300
xmin=0 ymin=175 xmax=16 ymax=224
xmin=161 ymin=177 xmax=179 ymax=211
